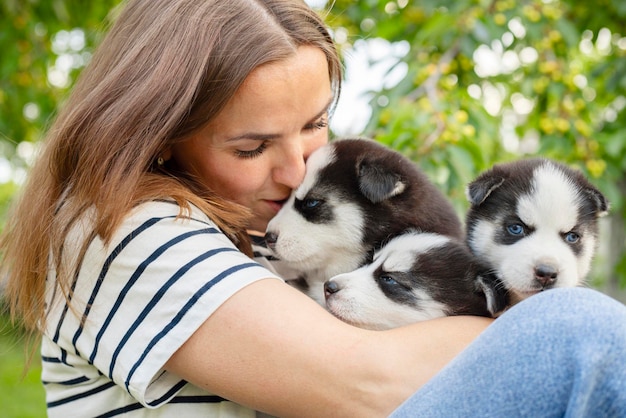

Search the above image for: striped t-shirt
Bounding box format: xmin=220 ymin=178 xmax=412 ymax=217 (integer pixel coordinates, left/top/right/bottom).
xmin=41 ymin=200 xmax=282 ymax=417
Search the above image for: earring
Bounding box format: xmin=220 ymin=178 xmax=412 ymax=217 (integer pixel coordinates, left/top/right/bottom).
xmin=157 ymin=156 xmax=164 ymax=166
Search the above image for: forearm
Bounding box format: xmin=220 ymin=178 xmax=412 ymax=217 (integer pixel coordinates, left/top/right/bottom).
xmin=378 ymin=314 xmax=493 ymax=411
xmin=165 ymin=279 xmax=492 ymax=417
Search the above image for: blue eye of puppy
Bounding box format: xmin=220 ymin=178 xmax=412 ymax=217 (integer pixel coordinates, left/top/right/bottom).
xmin=295 ymin=197 xmax=324 ymax=213
xmin=380 ymin=275 xmax=398 ymax=285
xmin=564 ymin=231 xmax=580 ymax=243
xmin=377 ymin=273 xmax=411 ymax=291
xmin=507 ymin=223 xmax=525 ymax=236
xmin=303 ymin=198 xmax=321 ymax=209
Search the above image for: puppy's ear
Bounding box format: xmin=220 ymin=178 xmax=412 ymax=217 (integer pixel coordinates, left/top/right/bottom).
xmin=466 ymin=174 xmax=505 ymax=206
xmin=584 ymin=186 xmax=610 ymax=217
xmin=357 ymin=159 xmax=406 ymax=203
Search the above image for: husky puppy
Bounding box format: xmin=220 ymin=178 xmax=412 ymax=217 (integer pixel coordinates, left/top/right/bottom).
xmin=465 ymin=158 xmax=609 ymax=304
xmin=264 ymin=138 xmax=464 ymax=305
xmin=323 ymin=231 xmax=502 ymax=330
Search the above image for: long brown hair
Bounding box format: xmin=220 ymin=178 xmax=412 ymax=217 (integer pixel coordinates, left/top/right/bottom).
xmin=0 ymin=0 xmax=342 ymax=333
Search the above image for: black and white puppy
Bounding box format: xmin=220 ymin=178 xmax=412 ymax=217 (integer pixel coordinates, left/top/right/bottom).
xmin=264 ymin=138 xmax=464 ymax=305
xmin=323 ymin=231 xmax=501 ymax=330
xmin=466 ymin=158 xmax=609 ymax=305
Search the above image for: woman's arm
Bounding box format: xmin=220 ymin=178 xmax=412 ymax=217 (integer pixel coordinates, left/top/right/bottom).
xmin=165 ymin=278 xmax=492 ymax=417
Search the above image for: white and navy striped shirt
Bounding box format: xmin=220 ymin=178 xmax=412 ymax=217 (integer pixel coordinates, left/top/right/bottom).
xmin=41 ymin=200 xmax=282 ymax=417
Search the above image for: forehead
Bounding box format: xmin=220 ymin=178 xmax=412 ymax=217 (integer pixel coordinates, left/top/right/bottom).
xmin=295 ymin=145 xmax=336 ymax=199
xmin=375 ymin=233 xmax=450 ymax=272
xmin=517 ymin=164 xmax=580 ymax=230
xmin=236 ymin=46 xmax=330 ymax=109
xmin=206 ymin=46 xmax=332 ymax=137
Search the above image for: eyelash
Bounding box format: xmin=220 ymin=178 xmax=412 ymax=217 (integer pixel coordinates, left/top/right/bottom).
xmin=235 ymin=142 xmax=268 ymax=159
xmin=234 ymin=117 xmax=328 ymax=159
xmin=305 ymin=117 xmax=328 ymax=131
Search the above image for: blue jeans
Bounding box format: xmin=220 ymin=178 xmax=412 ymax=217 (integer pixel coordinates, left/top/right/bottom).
xmin=391 ymin=288 xmax=626 ymax=418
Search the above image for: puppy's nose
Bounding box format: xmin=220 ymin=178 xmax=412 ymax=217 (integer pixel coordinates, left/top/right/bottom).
xmin=264 ymin=232 xmax=278 ymax=250
xmin=534 ymin=264 xmax=558 ymax=288
xmin=324 ymin=280 xmax=340 ymax=299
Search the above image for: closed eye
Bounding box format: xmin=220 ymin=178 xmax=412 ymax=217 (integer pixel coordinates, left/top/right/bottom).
xmin=235 ymin=141 xmax=268 ymax=159
xmin=303 ymin=97 xmax=333 ymax=132
xmin=304 ymin=116 xmax=328 ymax=131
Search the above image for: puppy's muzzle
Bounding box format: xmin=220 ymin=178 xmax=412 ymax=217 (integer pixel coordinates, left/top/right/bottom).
xmin=535 ymin=263 xmax=558 ymax=288
xmin=264 ymin=232 xmax=278 ymax=250
xmin=324 ymin=280 xmax=341 ymax=300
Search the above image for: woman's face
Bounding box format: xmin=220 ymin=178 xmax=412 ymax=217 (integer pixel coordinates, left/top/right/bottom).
xmin=170 ymin=46 xmax=333 ymax=232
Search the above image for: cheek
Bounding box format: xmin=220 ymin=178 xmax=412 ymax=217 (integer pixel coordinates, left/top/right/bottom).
xmin=308 ymin=131 xmax=329 ymax=156
xmin=174 ymin=144 xmax=257 ymax=202
xmin=203 ymin=162 xmax=260 ymax=203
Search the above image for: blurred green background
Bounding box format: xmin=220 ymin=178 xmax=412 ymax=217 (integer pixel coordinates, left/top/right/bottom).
xmin=0 ymin=308 xmax=45 ymax=417
xmin=1 ymin=0 xmax=625 ymax=416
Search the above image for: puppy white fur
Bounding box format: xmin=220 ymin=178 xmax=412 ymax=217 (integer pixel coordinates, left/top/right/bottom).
xmin=265 ymin=138 xmax=463 ymax=305
xmin=466 ymin=158 xmax=608 ymax=304
xmin=324 ymin=231 xmax=497 ymax=330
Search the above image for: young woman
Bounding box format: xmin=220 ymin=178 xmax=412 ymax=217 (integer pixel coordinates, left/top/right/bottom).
xmin=2 ymin=0 xmax=625 ymax=417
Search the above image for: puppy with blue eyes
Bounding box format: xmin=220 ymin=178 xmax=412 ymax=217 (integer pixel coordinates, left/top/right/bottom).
xmin=465 ymin=158 xmax=609 ymax=305
xmin=323 ymin=231 xmax=501 ymax=330
xmin=264 ymin=138 xmax=464 ymax=306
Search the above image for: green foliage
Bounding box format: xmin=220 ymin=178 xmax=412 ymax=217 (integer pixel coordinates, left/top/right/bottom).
xmin=0 ymin=309 xmax=45 ymax=417
xmin=324 ymin=0 xmax=626 ymax=287
xmin=0 ymin=0 xmax=122 ymax=163
xmin=1 ymin=2 xmax=121 ymax=415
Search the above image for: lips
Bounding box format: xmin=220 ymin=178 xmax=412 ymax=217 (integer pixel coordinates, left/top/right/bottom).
xmin=266 ymin=198 xmax=288 ymax=214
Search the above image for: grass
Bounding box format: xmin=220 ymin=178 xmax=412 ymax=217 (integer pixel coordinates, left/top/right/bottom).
xmin=0 ymin=184 xmax=46 ymax=416
xmin=0 ymin=312 xmax=46 ymax=418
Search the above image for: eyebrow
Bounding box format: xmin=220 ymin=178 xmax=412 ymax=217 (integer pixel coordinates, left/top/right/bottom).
xmin=225 ymin=96 xmax=334 ymax=143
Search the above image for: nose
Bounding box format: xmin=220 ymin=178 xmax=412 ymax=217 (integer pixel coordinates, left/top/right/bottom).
xmin=324 ymin=280 xmax=340 ymax=299
xmin=273 ymin=135 xmax=326 ymax=189
xmin=534 ymin=264 xmax=558 ymax=288
xmin=264 ymin=231 xmax=278 ymax=250
xmin=272 ymin=142 xmax=307 ymax=189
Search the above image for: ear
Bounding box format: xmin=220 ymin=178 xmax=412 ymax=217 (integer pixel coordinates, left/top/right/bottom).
xmin=160 ymin=147 xmax=173 ymax=162
xmin=357 ymin=159 xmax=406 ymax=203
xmin=466 ymin=175 xmax=505 ymax=206
xmin=584 ymin=186 xmax=610 ymax=217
